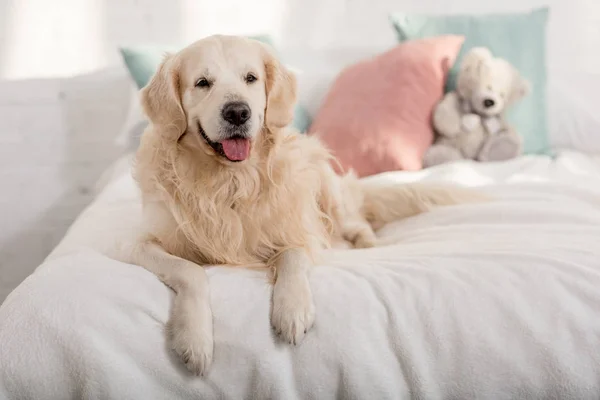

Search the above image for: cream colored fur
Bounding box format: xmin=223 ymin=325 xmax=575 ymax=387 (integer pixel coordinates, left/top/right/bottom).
xmin=129 ymin=35 xmax=487 ymax=376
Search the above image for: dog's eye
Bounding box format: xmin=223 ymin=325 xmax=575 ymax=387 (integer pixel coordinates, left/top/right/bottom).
xmin=245 ymin=73 xmax=257 ymax=84
xmin=195 ymin=78 xmax=211 ymax=88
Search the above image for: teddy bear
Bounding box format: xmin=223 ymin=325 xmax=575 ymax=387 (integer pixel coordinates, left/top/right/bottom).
xmin=423 ymin=47 xmax=530 ymax=168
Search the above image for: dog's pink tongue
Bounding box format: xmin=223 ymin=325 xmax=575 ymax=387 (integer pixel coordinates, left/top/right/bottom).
xmin=221 ymin=138 xmax=250 ymax=161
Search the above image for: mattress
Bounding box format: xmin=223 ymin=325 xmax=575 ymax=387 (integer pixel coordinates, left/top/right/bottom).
xmin=2 ymin=150 xmax=600 ymax=399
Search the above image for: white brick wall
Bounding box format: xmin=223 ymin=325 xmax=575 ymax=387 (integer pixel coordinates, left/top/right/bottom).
xmin=0 ymin=69 xmax=131 ymax=301
xmin=0 ymin=0 xmax=289 ymax=81
xmin=2 ymin=0 xmax=600 ymax=81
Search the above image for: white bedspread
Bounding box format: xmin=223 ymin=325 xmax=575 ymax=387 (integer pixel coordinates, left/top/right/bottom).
xmin=2 ymin=151 xmax=600 ymax=399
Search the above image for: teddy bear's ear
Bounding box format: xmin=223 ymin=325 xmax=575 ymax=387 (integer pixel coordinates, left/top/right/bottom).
xmin=457 ymin=47 xmax=492 ymax=98
xmin=467 ymin=47 xmax=493 ymax=59
xmin=460 ymin=47 xmax=492 ymax=73
xmin=510 ymin=76 xmax=531 ymax=103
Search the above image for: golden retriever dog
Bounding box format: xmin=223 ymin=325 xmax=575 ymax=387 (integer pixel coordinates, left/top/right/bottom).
xmin=129 ymin=34 xmax=485 ymax=375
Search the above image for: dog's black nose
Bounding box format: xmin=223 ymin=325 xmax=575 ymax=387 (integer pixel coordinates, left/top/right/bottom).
xmin=222 ymin=102 xmax=251 ymax=126
xmin=483 ymin=98 xmax=495 ymax=108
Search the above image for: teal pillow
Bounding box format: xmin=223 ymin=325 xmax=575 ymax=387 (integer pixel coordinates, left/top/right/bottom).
xmin=389 ymin=7 xmax=550 ymax=155
xmin=119 ymin=35 xmax=311 ymax=133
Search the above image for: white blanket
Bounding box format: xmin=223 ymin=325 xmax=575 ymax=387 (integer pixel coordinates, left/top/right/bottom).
xmin=2 ymin=151 xmax=600 ymax=399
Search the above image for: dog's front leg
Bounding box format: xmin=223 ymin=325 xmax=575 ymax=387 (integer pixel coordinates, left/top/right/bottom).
xmin=271 ymin=248 xmax=316 ymax=345
xmin=130 ymin=241 xmax=213 ymax=376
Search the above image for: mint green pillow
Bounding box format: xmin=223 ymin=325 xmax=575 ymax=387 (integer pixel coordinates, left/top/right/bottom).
xmin=119 ymin=35 xmax=312 ymax=133
xmin=389 ymin=7 xmax=550 ymax=155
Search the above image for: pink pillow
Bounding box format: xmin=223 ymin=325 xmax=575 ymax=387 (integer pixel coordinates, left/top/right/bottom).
xmin=309 ymin=35 xmax=465 ymax=177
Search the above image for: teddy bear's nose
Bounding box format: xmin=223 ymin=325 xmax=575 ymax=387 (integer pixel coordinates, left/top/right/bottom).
xmin=483 ymin=98 xmax=495 ymax=108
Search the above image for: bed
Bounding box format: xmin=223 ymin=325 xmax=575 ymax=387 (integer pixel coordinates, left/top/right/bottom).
xmin=2 ymin=149 xmax=600 ymax=399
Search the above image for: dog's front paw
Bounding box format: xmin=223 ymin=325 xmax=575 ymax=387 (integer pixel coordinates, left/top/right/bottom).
xmin=352 ymin=231 xmax=377 ymax=249
xmin=342 ymin=222 xmax=377 ymax=249
xmin=167 ymin=299 xmax=214 ymax=376
xmin=271 ymin=275 xmax=315 ymax=345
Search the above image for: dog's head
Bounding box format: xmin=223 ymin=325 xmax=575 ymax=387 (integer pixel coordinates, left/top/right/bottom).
xmin=140 ymin=35 xmax=297 ymax=163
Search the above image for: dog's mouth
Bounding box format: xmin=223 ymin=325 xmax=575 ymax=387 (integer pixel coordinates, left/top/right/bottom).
xmin=197 ymin=121 xmax=251 ymax=162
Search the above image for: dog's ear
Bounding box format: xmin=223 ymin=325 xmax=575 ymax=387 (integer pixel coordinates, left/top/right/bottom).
xmin=140 ymin=53 xmax=187 ymax=136
xmin=261 ymin=44 xmax=297 ymax=130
